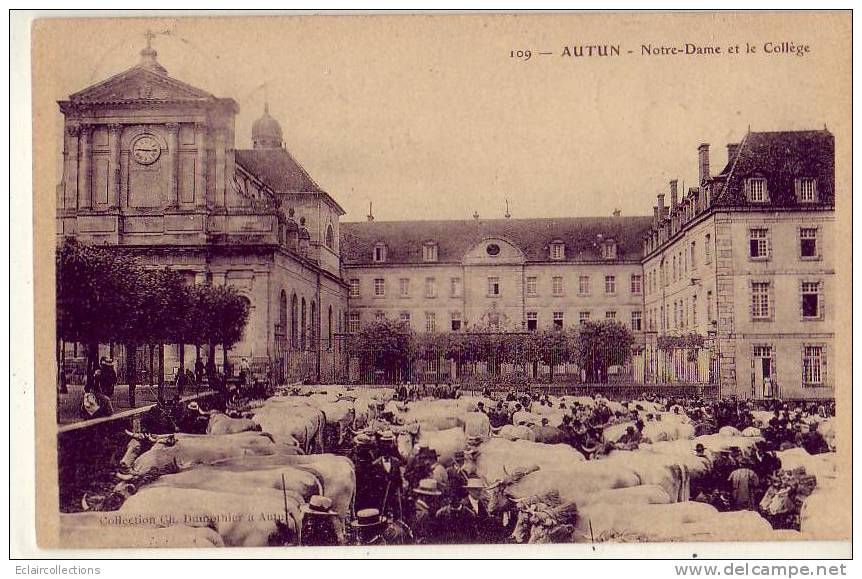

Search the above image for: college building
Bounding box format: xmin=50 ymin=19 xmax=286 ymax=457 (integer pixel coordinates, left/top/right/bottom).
xmin=55 ymin=44 xmax=835 ymax=398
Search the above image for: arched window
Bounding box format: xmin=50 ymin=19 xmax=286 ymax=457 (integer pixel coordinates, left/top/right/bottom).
xmin=301 ymin=298 xmax=307 ymax=350
xmin=328 ymin=305 xmax=333 ymax=349
xmin=325 ymin=224 xmax=335 ymax=249
xmin=310 ymin=301 xmax=317 ymax=350
xmin=279 ymin=290 xmax=288 ymax=335
xmin=291 ymin=294 xmax=299 ymax=348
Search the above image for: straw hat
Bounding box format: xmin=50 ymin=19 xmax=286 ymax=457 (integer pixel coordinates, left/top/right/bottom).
xmin=413 ymin=478 xmax=443 ymax=496
xmin=300 ymin=495 xmax=338 ymax=516
xmin=465 ymin=478 xmax=485 ymax=490
xmin=351 ymin=508 xmax=387 ymax=528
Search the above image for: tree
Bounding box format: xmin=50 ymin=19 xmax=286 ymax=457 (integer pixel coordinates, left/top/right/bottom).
xmin=56 ymin=238 xmax=141 ymax=391
xmin=572 ymin=320 xmax=634 ymax=383
xmin=346 ymin=320 xmax=415 ymax=383
xmin=203 ymin=284 xmax=251 ymax=376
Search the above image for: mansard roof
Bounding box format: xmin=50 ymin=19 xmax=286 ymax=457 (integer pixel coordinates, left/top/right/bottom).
xmin=341 ymin=216 xmax=653 ymax=265
xmin=712 ymin=129 xmax=834 ymax=208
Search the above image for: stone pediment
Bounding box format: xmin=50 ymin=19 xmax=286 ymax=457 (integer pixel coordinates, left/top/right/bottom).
xmin=69 ymin=66 xmax=213 ymax=104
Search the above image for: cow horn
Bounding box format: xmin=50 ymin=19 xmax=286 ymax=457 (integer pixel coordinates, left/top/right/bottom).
xmin=125 ymin=430 xmax=146 ymax=441
xmin=81 ymin=493 xmax=90 ymax=511
xmin=503 ymin=465 xmax=509 ymax=476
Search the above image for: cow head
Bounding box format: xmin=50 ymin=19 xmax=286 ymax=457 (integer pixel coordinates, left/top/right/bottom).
xmin=394 ymin=422 xmax=420 ymax=461
xmin=484 ymin=464 xmax=540 ymax=515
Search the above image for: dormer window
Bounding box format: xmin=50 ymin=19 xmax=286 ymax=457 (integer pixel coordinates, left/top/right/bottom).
xmin=601 ymin=240 xmax=617 ymax=260
xmin=550 ymin=241 xmax=565 ymax=261
xmin=373 ymin=243 xmax=387 ymax=263
xmin=746 ymin=178 xmax=769 ymax=203
xmin=797 ymin=178 xmax=818 ymax=203
xmin=422 ymin=242 xmax=438 ymax=262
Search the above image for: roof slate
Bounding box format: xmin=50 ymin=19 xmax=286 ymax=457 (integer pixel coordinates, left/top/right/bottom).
xmin=235 ymin=148 xmax=323 ymax=194
xmin=714 ymin=130 xmax=834 ymax=208
xmin=340 ymin=216 xmax=653 ymax=265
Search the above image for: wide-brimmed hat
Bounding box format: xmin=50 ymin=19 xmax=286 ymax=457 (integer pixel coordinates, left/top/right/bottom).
xmin=377 ymin=430 xmax=396 ymax=443
xmin=465 ymin=478 xmax=485 ymax=490
xmin=453 ymin=450 xmax=465 ymax=461
xmin=300 ymin=495 xmax=338 ymax=516
xmin=414 ymin=478 xmax=443 ymax=496
xmin=353 ymin=432 xmax=375 ymax=446
xmin=351 ymin=508 xmax=387 ymax=528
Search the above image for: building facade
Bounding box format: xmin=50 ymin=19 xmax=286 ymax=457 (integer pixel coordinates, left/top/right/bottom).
xmin=56 ymin=46 xmax=835 ymax=398
xmin=56 ymin=45 xmax=349 ymax=381
xmin=642 ymin=131 xmax=835 ymax=399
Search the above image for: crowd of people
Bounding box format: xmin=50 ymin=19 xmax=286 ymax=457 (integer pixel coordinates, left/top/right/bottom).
xmin=291 ymin=386 xmax=835 ymax=546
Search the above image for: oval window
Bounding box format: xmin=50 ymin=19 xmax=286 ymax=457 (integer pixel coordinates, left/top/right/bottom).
xmin=486 ymin=243 xmax=501 ymax=256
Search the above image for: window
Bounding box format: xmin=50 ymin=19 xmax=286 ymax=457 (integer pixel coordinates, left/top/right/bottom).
xmin=486 ymin=243 xmax=500 ymax=256
xmin=579 ymin=311 xmax=591 ymax=325
xmin=553 ymin=311 xmax=564 ymax=329
xmin=525 ymin=276 xmax=538 ymax=296
xmin=450 ymin=277 xmax=462 ymax=297
xmin=802 ymin=345 xmax=825 ymax=386
xmin=526 ymin=312 xmax=538 ymax=331
xmin=747 ymin=178 xmax=768 ymax=202
xmin=375 ymin=311 xmax=386 ymax=322
xmin=578 ymin=275 xmax=591 ymax=296
xmin=604 ymin=275 xmax=616 ymax=294
xmin=325 ymin=224 xmax=335 ymax=249
xmin=692 ymin=294 xmax=698 ymax=327
xmin=400 ymin=311 xmax=411 ymax=325
xmin=425 ymin=312 xmax=436 ymax=333
xmin=672 ymin=255 xmax=677 ymax=282
xmin=550 ymin=242 xmax=565 ymax=260
xmin=373 ymin=278 xmax=385 ymax=297
xmin=798 ymin=178 xmax=818 ymax=203
xmin=705 ymin=234 xmax=712 ymax=264
xmin=349 ymin=278 xmax=360 ymax=298
xmin=552 ymin=276 xmax=564 ymax=296
xmin=673 ymin=301 xmax=679 ymax=328
xmin=488 ymin=277 xmax=500 ymax=296
xmin=424 ymin=277 xmax=436 ymax=298
xmin=801 ymin=281 xmax=822 ymax=319
xmin=450 ymin=311 xmax=462 ymax=332
xmin=605 ymin=311 xmax=617 ymax=320
xmin=348 ymin=311 xmax=360 ymax=333
xmin=373 ymin=243 xmax=387 ymax=263
xmin=800 ymin=228 xmax=818 ymax=258
xmin=751 ymin=282 xmax=771 ymax=320
xmin=422 ymin=242 xmax=438 ymax=262
xmin=707 ymin=290 xmax=713 ymax=323
xmin=399 ymin=278 xmax=410 ymax=297
xmin=690 ymin=241 xmax=697 ymax=270
xmin=631 ymin=310 xmax=642 ymax=331
xmin=601 ymin=241 xmax=617 ymax=259
xmin=749 ymin=228 xmax=769 ymax=259
xmin=630 ymin=274 xmax=642 ymax=295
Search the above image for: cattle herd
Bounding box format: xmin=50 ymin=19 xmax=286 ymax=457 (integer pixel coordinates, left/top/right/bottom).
xmin=60 ymin=384 xmax=842 ymax=548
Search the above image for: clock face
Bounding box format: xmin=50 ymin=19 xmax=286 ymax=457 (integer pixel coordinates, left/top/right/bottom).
xmin=132 ymin=135 xmax=161 ymax=165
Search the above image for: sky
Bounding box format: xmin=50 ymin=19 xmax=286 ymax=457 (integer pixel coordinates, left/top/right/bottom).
xmin=33 ymin=12 xmax=850 ymax=223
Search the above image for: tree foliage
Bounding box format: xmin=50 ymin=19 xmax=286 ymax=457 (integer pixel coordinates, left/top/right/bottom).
xmin=571 ymin=320 xmax=635 ymax=382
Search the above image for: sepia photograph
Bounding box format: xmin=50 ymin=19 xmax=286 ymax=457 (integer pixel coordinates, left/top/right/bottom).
xmin=22 ymin=10 xmax=851 ymax=557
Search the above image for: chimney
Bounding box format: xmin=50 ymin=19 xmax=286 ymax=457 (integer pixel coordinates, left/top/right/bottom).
xmin=727 ymin=142 xmax=740 ymax=165
xmin=698 ymin=143 xmax=710 ymax=184
xmin=669 ymin=180 xmax=679 ymax=210
xmin=652 ymin=205 xmax=659 ymax=226
xmin=657 ymin=194 xmax=666 ymax=219
xmin=366 ymin=202 xmax=374 ymax=222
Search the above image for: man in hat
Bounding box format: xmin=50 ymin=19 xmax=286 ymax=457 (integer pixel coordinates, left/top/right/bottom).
xmin=369 ymin=430 xmax=404 ymax=519
xmin=446 ymin=450 xmax=469 ymax=501
xmin=351 ymin=508 xmax=390 ymax=546
xmin=98 ymin=357 xmax=117 ymax=399
xmin=352 ymin=432 xmax=378 ymax=511
xmin=435 ymin=491 xmax=478 ymax=544
xmin=299 ymin=495 xmax=341 ymax=546
xmin=411 ymin=478 xmax=444 ymax=544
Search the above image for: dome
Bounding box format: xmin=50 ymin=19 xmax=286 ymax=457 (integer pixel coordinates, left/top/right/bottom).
xmin=252 ymin=103 xmax=283 ymax=149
